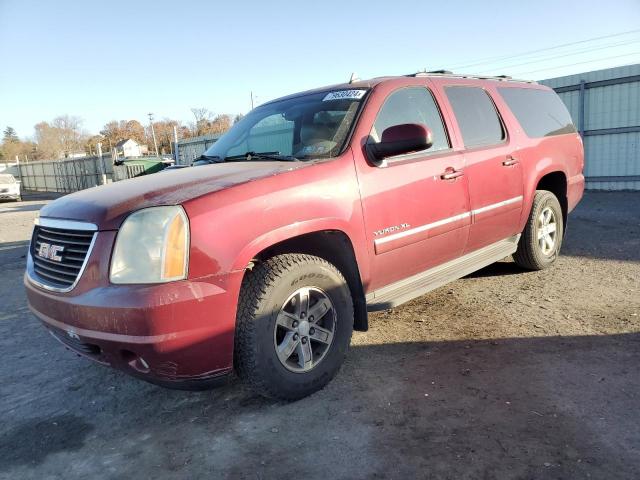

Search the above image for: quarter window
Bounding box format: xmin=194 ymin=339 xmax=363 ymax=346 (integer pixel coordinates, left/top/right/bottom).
xmin=498 ymin=87 xmax=577 ymax=138
xmin=445 ymin=86 xmax=505 ymax=148
xmin=371 ymin=87 xmax=450 ymax=154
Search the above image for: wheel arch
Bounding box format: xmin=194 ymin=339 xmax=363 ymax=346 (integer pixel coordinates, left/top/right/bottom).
xmin=521 ymin=165 xmax=569 ymax=232
xmin=236 ymin=227 xmax=369 ymax=332
xmin=535 ymin=170 xmax=568 ymax=230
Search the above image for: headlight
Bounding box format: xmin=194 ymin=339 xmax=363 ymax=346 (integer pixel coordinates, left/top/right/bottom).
xmin=110 ymin=206 xmax=189 ymax=284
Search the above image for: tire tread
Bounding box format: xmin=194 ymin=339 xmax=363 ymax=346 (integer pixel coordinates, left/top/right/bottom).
xmin=513 ymin=190 xmax=563 ymax=270
xmin=235 ymin=253 xmax=349 ymax=400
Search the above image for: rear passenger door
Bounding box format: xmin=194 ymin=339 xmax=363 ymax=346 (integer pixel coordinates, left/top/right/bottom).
xmin=444 ymin=86 xmax=524 ymax=253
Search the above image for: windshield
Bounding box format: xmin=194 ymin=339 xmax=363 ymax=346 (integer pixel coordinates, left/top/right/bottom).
xmin=0 ymin=174 xmax=16 ymax=184
xmin=203 ymin=89 xmax=368 ymax=161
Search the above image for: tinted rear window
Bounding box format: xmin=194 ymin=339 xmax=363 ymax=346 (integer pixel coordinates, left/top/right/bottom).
xmin=445 ymin=86 xmax=505 ymax=148
xmin=498 ymin=87 xmax=576 ymax=138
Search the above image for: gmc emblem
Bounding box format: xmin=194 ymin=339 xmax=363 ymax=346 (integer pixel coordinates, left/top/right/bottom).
xmin=38 ymin=242 xmax=64 ymax=262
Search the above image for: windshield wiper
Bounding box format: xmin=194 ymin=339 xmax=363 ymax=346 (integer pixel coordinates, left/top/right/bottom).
xmin=223 ymin=151 xmax=299 ymax=162
xmin=196 ymin=154 xmax=223 ymax=163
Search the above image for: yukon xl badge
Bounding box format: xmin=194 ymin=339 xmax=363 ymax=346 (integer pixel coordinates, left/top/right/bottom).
xmin=374 ymin=223 xmax=410 ymax=237
xmin=38 ymin=242 xmax=64 ymax=262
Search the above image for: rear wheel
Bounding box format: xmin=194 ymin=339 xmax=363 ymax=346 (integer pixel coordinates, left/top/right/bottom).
xmin=235 ymin=254 xmax=353 ymax=401
xmin=513 ymin=190 xmax=564 ymax=270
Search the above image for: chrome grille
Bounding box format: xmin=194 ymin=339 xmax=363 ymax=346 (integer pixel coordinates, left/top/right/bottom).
xmin=30 ymin=225 xmax=95 ymax=289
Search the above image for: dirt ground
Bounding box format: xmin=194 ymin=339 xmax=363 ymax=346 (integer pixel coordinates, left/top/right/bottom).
xmin=1 ymin=192 xmax=638 ymax=479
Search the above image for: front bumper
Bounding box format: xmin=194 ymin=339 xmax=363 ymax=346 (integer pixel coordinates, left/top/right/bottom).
xmin=0 ymin=193 xmax=19 ymax=200
xmin=24 ymin=230 xmax=243 ymax=386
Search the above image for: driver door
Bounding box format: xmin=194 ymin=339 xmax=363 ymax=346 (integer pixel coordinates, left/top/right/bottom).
xmin=354 ymin=86 xmax=470 ymax=291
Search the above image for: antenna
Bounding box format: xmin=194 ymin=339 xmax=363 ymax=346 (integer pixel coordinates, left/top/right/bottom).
xmin=349 ymin=72 xmax=360 ymax=84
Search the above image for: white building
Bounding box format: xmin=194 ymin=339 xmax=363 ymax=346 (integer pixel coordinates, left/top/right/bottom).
xmin=114 ymin=139 xmax=147 ymax=158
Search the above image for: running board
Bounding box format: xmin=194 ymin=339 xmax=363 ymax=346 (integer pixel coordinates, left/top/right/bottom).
xmin=366 ymin=235 xmax=520 ymax=311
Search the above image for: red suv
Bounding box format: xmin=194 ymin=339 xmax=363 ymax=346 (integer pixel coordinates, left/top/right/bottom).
xmin=25 ymin=72 xmax=584 ymax=400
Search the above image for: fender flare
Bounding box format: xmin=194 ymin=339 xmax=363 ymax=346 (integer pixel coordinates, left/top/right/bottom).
xmin=519 ymin=160 xmax=569 ymax=229
xmin=230 ymin=218 xmax=371 ymax=331
xmin=230 ymin=218 xmax=370 ymax=282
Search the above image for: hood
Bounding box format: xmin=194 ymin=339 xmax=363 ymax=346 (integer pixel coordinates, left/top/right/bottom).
xmin=40 ymin=161 xmax=306 ymax=230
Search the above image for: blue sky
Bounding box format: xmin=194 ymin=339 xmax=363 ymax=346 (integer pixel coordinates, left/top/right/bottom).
xmin=1 ymin=0 xmax=639 ymax=139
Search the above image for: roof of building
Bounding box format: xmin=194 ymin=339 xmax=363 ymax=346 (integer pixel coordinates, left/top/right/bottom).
xmin=115 ymin=138 xmax=138 ymax=148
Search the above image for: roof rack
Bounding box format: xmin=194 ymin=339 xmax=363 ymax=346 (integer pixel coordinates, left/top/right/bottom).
xmin=406 ymin=70 xmax=535 ymax=83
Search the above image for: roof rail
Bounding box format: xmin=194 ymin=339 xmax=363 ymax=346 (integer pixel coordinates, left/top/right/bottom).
xmin=406 ymin=70 xmax=535 ymax=83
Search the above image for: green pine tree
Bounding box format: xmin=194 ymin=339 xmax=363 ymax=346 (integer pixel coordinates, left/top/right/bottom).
xmin=3 ymin=126 xmax=19 ymax=143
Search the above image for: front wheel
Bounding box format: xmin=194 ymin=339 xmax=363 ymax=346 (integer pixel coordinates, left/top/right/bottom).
xmin=234 ymin=254 xmax=354 ymax=401
xmin=513 ymin=190 xmax=564 ymax=270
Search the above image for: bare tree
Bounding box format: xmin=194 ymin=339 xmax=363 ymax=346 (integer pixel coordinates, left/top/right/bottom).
xmin=51 ymin=115 xmax=86 ymax=157
xmin=152 ymin=118 xmax=191 ymax=154
xmin=84 ymin=135 xmax=105 ymax=156
xmin=30 ymin=115 xmax=87 ymax=159
xmin=190 ymin=108 xmax=234 ymax=137
xmin=100 ymin=120 xmax=146 ymax=150
xmin=33 ymin=122 xmax=62 ymax=159
xmin=209 ymin=114 xmax=233 ymax=135
xmin=190 ymin=108 xmax=211 ymax=123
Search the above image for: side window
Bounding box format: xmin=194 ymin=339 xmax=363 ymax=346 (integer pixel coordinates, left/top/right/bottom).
xmin=498 ymin=87 xmax=577 ymax=138
xmin=371 ymin=87 xmax=450 ymax=153
xmin=445 ymin=86 xmax=505 ymax=148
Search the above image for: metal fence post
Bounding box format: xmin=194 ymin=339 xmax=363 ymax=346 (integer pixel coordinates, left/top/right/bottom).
xmin=39 ymin=162 xmax=45 ymax=191
xmin=578 ymin=79 xmax=586 ymax=137
xmin=15 ymin=156 xmax=24 ymax=187
xmin=173 ymin=126 xmax=179 ymax=164
xmin=97 ymin=143 xmax=107 ymax=185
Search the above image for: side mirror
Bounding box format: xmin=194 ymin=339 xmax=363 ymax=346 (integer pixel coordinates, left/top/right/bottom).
xmin=367 ymin=123 xmax=433 ymax=161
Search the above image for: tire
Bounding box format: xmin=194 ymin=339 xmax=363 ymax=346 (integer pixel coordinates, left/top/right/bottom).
xmin=513 ymin=190 xmax=564 ymax=270
xmin=234 ymin=254 xmax=354 ymax=401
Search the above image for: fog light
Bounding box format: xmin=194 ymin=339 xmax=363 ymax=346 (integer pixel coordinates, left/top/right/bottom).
xmin=121 ymin=350 xmax=150 ymax=374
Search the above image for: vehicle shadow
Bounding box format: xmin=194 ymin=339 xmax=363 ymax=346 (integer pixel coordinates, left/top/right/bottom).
xmin=0 ymin=201 xmax=48 ymax=213
xmin=2 ymin=330 xmax=638 ymax=478
xmin=0 ymin=240 xmax=30 ymax=250
xmin=464 ymin=259 xmax=524 ymax=278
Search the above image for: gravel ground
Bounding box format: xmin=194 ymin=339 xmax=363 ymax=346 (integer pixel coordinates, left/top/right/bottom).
xmin=0 ymin=192 xmax=638 ymax=479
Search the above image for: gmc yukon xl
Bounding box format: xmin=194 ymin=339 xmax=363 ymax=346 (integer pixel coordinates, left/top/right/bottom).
xmin=25 ymin=72 xmax=584 ymax=400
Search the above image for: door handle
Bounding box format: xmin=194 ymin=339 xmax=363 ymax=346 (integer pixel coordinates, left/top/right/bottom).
xmin=502 ymin=156 xmax=519 ymax=167
xmin=440 ymin=168 xmax=464 ymax=180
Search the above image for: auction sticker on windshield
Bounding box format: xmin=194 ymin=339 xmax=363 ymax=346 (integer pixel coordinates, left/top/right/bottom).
xmin=322 ymin=90 xmax=367 ymax=101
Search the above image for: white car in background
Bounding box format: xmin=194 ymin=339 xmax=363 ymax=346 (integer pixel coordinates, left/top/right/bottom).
xmin=0 ymin=174 xmax=21 ymax=201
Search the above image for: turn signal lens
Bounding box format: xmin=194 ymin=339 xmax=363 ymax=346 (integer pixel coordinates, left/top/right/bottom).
xmin=162 ymin=212 xmax=188 ymax=280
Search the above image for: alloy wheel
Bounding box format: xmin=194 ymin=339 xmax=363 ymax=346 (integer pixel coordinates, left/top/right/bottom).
xmin=273 ymin=286 xmax=337 ymax=373
xmin=537 ymin=206 xmax=558 ymax=256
